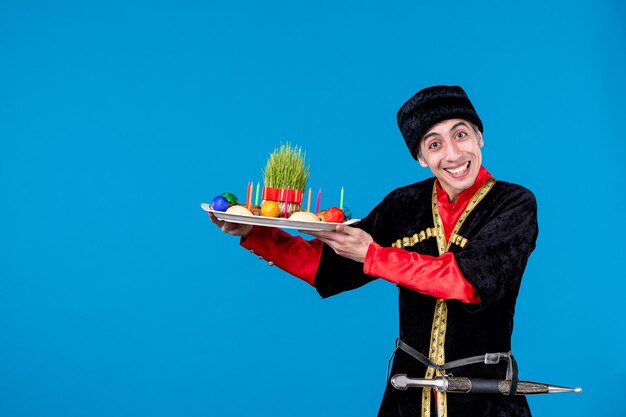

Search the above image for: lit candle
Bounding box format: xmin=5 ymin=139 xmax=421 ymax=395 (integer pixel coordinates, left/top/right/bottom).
xmin=246 ymin=182 xmax=252 ymax=210
xmin=315 ymin=188 xmax=322 ymax=213
xmin=306 ymin=187 xmax=312 ymax=212
xmin=254 ymin=182 xmax=260 ymax=206
xmin=339 ymin=186 xmax=344 ymax=210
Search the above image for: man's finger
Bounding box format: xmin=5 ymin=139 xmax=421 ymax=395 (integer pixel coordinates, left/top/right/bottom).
xmin=336 ymin=224 xmax=358 ymax=235
xmin=208 ymin=212 xmax=225 ymax=227
xmin=305 ymin=230 xmax=337 ymax=239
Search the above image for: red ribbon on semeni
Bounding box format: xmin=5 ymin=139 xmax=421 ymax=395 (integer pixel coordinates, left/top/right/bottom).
xmin=262 ymin=187 xmax=304 ymax=204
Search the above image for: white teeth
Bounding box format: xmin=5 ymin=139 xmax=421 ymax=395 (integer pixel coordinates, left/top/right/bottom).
xmin=445 ymin=162 xmax=469 ymax=175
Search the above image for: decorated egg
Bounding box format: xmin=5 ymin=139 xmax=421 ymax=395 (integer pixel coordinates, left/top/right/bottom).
xmin=211 ymin=195 xmax=230 ymax=212
xmin=342 ymin=206 xmax=352 ymax=220
xmin=323 ymin=207 xmax=345 ymax=223
xmin=261 ymin=200 xmax=280 ymax=217
xmin=221 ymin=192 xmax=238 ymax=205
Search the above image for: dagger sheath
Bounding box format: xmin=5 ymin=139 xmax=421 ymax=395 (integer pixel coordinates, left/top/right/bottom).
xmin=447 ymin=377 xmax=548 ymax=395
xmin=391 ymin=374 xmax=582 ymax=395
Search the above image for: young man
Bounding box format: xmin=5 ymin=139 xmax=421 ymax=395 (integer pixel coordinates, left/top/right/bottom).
xmin=210 ymin=86 xmax=538 ymax=417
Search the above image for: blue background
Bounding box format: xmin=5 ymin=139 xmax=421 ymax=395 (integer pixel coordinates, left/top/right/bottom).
xmin=1 ymin=1 xmax=624 ymax=415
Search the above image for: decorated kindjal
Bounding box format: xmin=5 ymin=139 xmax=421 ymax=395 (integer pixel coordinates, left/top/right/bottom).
xmin=209 ymin=142 xmax=351 ymax=224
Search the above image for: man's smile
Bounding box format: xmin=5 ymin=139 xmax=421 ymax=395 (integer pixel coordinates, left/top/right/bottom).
xmin=444 ymin=161 xmax=471 ymax=177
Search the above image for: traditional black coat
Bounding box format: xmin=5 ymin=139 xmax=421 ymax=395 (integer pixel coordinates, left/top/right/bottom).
xmin=314 ymin=177 xmax=538 ymax=417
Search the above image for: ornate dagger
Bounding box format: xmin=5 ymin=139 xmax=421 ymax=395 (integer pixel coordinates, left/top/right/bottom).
xmin=391 ymin=374 xmax=582 ymax=395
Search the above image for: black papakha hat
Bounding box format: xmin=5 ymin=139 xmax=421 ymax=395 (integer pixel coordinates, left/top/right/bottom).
xmin=397 ymin=85 xmax=483 ymax=160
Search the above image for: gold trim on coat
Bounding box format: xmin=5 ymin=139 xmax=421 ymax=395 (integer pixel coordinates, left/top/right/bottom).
xmin=421 ymin=178 xmax=495 ymax=417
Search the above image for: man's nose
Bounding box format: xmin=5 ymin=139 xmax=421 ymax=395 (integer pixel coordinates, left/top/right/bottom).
xmin=445 ymin=141 xmax=462 ymax=160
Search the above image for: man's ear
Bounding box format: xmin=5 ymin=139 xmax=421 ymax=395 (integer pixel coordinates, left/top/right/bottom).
xmin=417 ymin=154 xmax=428 ymax=168
xmin=477 ymin=131 xmax=484 ymax=148
xmin=416 ymin=141 xmax=428 ymax=167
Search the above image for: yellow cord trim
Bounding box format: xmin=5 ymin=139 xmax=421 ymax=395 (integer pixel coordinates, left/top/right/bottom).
xmin=420 ymin=178 xmax=496 ymax=417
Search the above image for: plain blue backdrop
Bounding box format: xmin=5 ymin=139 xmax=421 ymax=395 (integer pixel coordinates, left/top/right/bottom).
xmin=1 ymin=1 xmax=624 ymax=416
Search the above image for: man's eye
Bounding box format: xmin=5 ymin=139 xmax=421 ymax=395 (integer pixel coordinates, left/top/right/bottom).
xmin=456 ymin=131 xmax=467 ymax=139
xmin=428 ymin=142 xmax=440 ymax=149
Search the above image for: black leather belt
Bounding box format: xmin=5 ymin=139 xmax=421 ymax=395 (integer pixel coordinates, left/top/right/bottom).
xmin=388 ymin=338 xmax=519 ymax=395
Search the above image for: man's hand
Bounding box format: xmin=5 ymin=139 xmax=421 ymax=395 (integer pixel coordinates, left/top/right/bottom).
xmin=305 ymin=224 xmax=374 ymax=263
xmin=208 ymin=212 xmax=253 ymax=237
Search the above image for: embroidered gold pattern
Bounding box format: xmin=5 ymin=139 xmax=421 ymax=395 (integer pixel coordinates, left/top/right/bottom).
xmin=449 ymin=233 xmax=468 ymax=248
xmin=420 ymin=178 xmax=496 ymax=417
xmin=391 ymin=227 xmax=439 ymax=248
xmin=392 ymin=230 xmax=469 ymax=249
xmin=422 ymin=298 xmax=448 ymax=417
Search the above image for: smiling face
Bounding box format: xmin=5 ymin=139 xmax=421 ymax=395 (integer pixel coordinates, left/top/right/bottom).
xmin=417 ymin=118 xmax=484 ymax=203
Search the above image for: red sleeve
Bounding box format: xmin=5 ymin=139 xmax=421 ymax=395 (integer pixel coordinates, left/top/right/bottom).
xmin=239 ymin=226 xmax=323 ymax=286
xmin=363 ymin=243 xmax=480 ymax=303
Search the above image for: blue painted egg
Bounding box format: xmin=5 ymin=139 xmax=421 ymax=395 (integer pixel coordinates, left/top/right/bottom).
xmin=211 ymin=195 xmax=230 ymax=212
xmin=342 ymin=206 xmax=352 ymax=220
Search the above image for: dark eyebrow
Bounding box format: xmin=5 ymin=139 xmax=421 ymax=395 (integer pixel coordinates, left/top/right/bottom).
xmin=422 ymin=121 xmax=470 ymax=142
xmin=422 ymin=131 xmax=440 ymax=142
xmin=450 ymin=121 xmax=471 ymax=131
